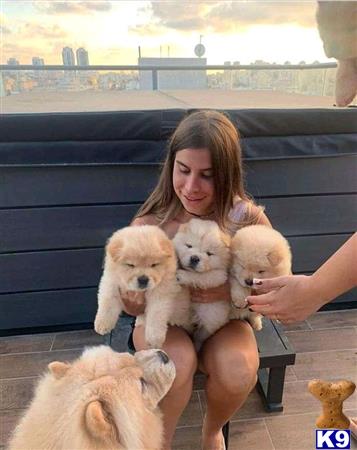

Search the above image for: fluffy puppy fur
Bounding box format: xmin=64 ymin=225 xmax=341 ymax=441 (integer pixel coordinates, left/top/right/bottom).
xmin=173 ymin=219 xmax=231 ymax=350
xmin=95 ymin=225 xmax=191 ymax=348
xmin=8 ymin=346 xmax=176 ymax=450
xmin=230 ymin=224 xmax=292 ymax=330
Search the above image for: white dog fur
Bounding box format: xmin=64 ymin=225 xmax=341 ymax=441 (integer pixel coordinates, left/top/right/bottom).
xmin=94 ymin=225 xmax=191 ymax=348
xmin=173 ymin=219 xmax=231 ymax=350
xmin=8 ymin=346 xmax=176 ymax=450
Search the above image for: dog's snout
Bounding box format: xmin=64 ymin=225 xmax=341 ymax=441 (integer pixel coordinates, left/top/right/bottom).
xmin=245 ymin=278 xmax=253 ymax=286
xmin=189 ymin=255 xmax=200 ymax=267
xmin=137 ymin=275 xmax=149 ymax=288
xmin=157 ymin=350 xmax=170 ymax=364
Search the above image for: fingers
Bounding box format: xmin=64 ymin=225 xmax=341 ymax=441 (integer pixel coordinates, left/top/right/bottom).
xmin=248 ymin=302 xmax=274 ymax=316
xmin=246 ymin=291 xmax=276 ymax=306
xmin=251 ymin=276 xmax=287 ymax=293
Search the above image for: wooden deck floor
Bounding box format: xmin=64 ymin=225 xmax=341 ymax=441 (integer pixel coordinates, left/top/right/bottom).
xmin=1 ymin=310 xmax=356 ymax=450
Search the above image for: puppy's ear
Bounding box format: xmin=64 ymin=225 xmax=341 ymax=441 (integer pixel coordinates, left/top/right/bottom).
xmin=85 ymin=400 xmax=117 ymax=442
xmin=107 ymin=236 xmax=123 ymax=262
xmin=159 ymin=238 xmax=174 ymax=258
xmin=48 ymin=361 xmax=70 ymax=379
xmin=220 ymin=231 xmax=231 ymax=248
xmin=267 ymin=248 xmax=284 ymax=266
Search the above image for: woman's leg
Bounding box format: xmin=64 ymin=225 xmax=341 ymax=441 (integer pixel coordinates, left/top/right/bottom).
xmin=199 ymin=319 xmax=259 ymax=450
xmin=133 ymin=325 xmax=197 ymax=450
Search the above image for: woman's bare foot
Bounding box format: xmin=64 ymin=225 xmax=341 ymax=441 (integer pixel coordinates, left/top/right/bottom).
xmin=335 ymin=58 xmax=357 ymax=107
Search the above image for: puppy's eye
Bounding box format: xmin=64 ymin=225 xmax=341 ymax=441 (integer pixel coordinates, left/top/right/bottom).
xmin=125 ymin=263 xmax=135 ymax=268
xmin=206 ymin=251 xmax=214 ymax=256
xmin=185 ymin=244 xmax=192 ymax=248
xmin=140 ymin=377 xmax=148 ymax=392
xmin=151 ymin=263 xmax=160 ymax=268
xmin=258 ymin=270 xmax=265 ymax=274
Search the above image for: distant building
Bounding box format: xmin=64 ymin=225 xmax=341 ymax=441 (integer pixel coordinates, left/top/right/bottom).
xmin=76 ymin=48 xmax=89 ymax=66
xmin=62 ymin=47 xmax=75 ymax=66
xmin=7 ymin=58 xmax=19 ymax=65
xmin=138 ymin=57 xmax=207 ymax=90
xmin=32 ymin=57 xmax=44 ymax=66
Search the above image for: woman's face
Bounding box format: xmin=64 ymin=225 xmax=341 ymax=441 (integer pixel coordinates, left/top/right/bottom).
xmin=173 ymin=148 xmax=215 ymax=216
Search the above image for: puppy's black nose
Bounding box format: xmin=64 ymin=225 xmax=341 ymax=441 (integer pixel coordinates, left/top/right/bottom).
xmin=137 ymin=275 xmax=149 ymax=289
xmin=157 ymin=350 xmax=169 ymax=364
xmin=245 ymin=278 xmax=253 ymax=286
xmin=189 ymin=255 xmax=200 ymax=267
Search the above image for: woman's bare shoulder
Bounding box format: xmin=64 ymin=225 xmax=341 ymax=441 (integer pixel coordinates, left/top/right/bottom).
xmin=246 ymin=203 xmax=272 ymax=227
xmin=131 ymin=214 xmax=160 ymax=226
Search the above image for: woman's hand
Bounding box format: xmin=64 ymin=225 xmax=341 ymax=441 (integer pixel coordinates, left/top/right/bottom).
xmin=190 ymin=281 xmax=231 ymax=304
xmin=121 ymin=290 xmax=146 ymax=316
xmin=246 ymin=275 xmax=324 ymax=324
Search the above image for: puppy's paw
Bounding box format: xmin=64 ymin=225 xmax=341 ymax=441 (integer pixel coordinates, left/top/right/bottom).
xmin=94 ymin=315 xmax=116 ymax=335
xmin=176 ymin=269 xmax=189 ymax=285
xmin=231 ymin=297 xmax=248 ymax=309
xmin=145 ymin=327 xmax=166 ymax=349
xmin=249 ymin=314 xmax=263 ymax=331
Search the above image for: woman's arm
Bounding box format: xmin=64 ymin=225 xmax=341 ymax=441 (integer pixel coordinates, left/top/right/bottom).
xmin=247 ymin=233 xmax=357 ymax=323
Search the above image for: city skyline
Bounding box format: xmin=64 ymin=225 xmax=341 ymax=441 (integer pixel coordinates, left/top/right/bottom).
xmin=2 ymin=1 xmax=332 ymax=66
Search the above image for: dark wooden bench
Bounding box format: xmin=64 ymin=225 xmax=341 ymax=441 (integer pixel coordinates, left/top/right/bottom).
xmin=106 ymin=313 xmax=296 ymax=448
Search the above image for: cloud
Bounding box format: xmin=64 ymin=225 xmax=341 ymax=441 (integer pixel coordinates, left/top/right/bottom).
xmin=207 ymin=2 xmax=316 ymax=30
xmin=33 ymin=1 xmax=112 ymax=15
xmin=21 ymin=23 xmax=68 ymax=39
xmin=132 ymin=1 xmax=316 ymax=35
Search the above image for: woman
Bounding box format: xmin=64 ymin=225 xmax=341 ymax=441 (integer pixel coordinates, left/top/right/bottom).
xmin=122 ymin=110 xmax=271 ymax=450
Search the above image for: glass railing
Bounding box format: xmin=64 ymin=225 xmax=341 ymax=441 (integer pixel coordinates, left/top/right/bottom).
xmin=1 ymin=62 xmax=343 ymax=113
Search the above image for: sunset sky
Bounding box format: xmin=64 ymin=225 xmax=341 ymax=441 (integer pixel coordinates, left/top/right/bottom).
xmin=1 ymin=1 xmax=332 ymax=66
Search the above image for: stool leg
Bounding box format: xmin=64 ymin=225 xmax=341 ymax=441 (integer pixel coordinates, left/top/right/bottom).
xmin=222 ymin=421 xmax=230 ymax=449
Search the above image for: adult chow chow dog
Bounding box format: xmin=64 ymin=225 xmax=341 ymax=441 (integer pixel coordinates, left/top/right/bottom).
xmin=230 ymin=224 xmax=292 ymax=330
xmin=95 ymin=225 xmax=191 ymax=348
xmin=8 ymin=346 xmax=176 ymax=450
xmin=173 ymin=219 xmax=231 ymax=350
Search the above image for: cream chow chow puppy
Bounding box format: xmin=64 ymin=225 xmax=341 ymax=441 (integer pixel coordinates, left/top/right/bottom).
xmin=173 ymin=219 xmax=231 ymax=350
xmin=94 ymin=225 xmax=191 ymax=349
xmin=230 ymin=224 xmax=292 ymax=330
xmin=8 ymin=346 xmax=176 ymax=450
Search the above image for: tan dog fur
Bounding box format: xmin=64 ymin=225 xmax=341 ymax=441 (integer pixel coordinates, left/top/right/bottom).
xmin=230 ymin=225 xmax=292 ymax=330
xmin=8 ymin=346 xmax=176 ymax=450
xmin=94 ymin=225 xmax=191 ymax=348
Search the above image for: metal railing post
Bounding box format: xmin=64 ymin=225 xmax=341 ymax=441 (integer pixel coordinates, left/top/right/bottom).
xmin=152 ymin=69 xmax=158 ymax=90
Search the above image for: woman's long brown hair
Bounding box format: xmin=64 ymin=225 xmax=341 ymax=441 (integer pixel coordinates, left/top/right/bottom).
xmin=134 ymin=110 xmax=259 ymax=230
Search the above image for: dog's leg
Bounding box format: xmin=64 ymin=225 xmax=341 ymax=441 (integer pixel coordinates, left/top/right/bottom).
xmin=94 ymin=272 xmax=122 ymax=335
xmin=230 ymin=278 xmax=250 ymax=308
xmin=247 ymin=312 xmax=263 ymax=330
xmin=144 ymin=295 xmax=172 ymax=349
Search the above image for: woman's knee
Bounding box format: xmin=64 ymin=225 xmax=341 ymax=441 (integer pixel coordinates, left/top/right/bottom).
xmin=164 ymin=328 xmax=198 ymax=389
xmin=210 ymin=351 xmax=258 ymax=396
